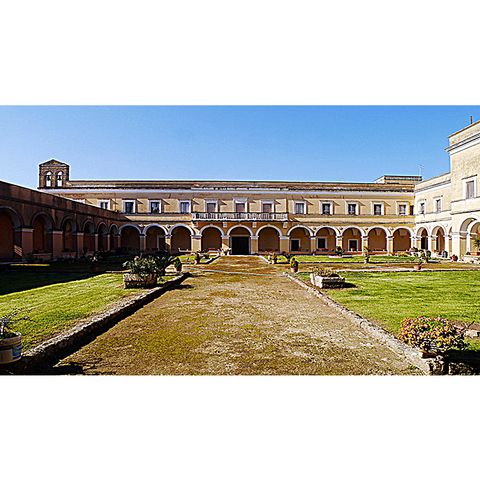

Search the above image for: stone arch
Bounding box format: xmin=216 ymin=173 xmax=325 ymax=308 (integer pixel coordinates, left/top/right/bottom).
xmin=227 ymin=224 xmax=254 ymax=236
xmin=201 ymin=226 xmax=222 ymax=251
xmin=288 ymin=226 xmax=311 ymax=253
xmin=199 ymin=224 xmax=225 ymax=236
xmin=83 ymin=220 xmax=96 ymax=253
xmin=256 ymin=224 xmax=283 ymax=236
xmin=170 ymin=225 xmax=192 ymax=253
xmin=145 ymin=226 xmax=167 ymax=252
xmin=109 ymin=224 xmax=119 ymax=251
xmin=168 ymin=223 xmax=195 ymax=236
xmin=97 ymin=222 xmax=109 ymax=252
xmin=342 ymin=227 xmax=363 ymax=253
xmin=0 ymin=207 xmax=22 ymax=260
xmin=31 ymin=212 xmax=54 ymax=254
xmin=431 ymin=225 xmax=446 ymax=253
xmin=393 ymin=228 xmax=411 ymax=253
xmin=315 ymin=227 xmax=337 ymax=253
xmin=286 ymin=224 xmax=314 ymax=236
xmin=62 ymin=217 xmax=77 ymax=253
xmin=367 ymin=227 xmax=387 ymax=253
xmin=120 ymin=225 xmax=141 ymax=253
xmin=143 ymin=224 xmax=168 ymax=236
xmin=417 ymin=227 xmax=429 ymax=250
xmin=258 ymin=226 xmax=280 ymax=253
xmin=467 ymin=220 xmax=480 ymax=254
xmin=229 ymin=226 xmax=251 ymax=255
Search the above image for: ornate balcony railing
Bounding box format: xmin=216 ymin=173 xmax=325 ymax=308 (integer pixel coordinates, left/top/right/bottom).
xmin=192 ymin=212 xmax=289 ymax=222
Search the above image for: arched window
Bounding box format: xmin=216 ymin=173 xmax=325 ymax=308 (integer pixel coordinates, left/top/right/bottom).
xmin=57 ymin=171 xmax=63 ymax=187
xmin=45 ymin=171 xmax=52 ymax=187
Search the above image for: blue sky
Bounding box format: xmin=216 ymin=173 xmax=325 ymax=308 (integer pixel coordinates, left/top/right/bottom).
xmin=1 ymin=106 xmax=479 ymax=189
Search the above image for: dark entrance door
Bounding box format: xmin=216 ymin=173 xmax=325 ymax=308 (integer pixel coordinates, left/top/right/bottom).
xmin=231 ymin=236 xmax=250 ymax=255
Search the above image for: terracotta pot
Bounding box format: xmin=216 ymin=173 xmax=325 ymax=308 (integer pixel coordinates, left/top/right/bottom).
xmin=0 ymin=334 xmax=22 ymax=364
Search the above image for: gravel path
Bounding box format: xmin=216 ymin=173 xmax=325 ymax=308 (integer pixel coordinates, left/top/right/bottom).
xmin=53 ymin=256 xmax=419 ymax=375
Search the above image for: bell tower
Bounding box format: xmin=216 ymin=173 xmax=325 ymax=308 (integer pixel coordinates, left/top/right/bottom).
xmin=38 ymin=159 xmax=70 ymax=189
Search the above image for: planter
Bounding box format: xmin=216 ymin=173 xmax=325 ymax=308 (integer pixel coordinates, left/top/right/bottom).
xmin=0 ymin=334 xmax=22 ymax=364
xmin=310 ymin=273 xmax=345 ymax=289
xmin=123 ymin=273 xmax=158 ymax=289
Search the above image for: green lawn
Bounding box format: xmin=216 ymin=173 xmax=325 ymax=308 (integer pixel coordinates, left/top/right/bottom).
xmin=299 ymin=270 xmax=480 ymax=349
xmin=0 ymin=273 xmax=149 ymax=350
xmin=265 ymin=254 xmax=421 ymax=264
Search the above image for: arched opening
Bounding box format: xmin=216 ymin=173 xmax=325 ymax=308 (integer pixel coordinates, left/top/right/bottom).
xmin=468 ymin=222 xmax=480 ymax=255
xmin=418 ymin=228 xmax=429 ymax=250
xmin=0 ymin=210 xmax=15 ymax=260
xmin=109 ymin=225 xmax=119 ymax=252
xmin=83 ymin=221 xmax=96 ymax=253
xmin=393 ymin=228 xmax=411 ymax=253
xmin=62 ymin=219 xmax=77 ymax=253
xmin=170 ymin=226 xmax=192 ymax=254
xmin=45 ymin=171 xmax=52 ymax=187
xmin=32 ymin=214 xmax=53 ymax=255
xmin=57 ymin=171 xmax=63 ymax=187
xmin=432 ymin=226 xmax=446 ymax=254
xmin=258 ymin=227 xmax=280 ymax=253
xmin=97 ymin=224 xmax=108 ymax=252
xmin=367 ymin=228 xmax=387 ymax=253
xmin=230 ymin=226 xmax=251 ymax=255
xmin=146 ymin=226 xmax=166 ymax=252
xmin=289 ymin=227 xmax=310 ymax=253
xmin=342 ymin=227 xmax=362 ymax=253
xmin=315 ymin=227 xmax=336 ymax=254
xmin=121 ymin=226 xmax=141 ymax=253
xmin=201 ymin=227 xmax=222 ymax=251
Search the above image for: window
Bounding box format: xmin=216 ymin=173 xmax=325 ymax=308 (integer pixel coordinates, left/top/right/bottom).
xmin=373 ymin=203 xmax=383 ymax=216
xmin=398 ymin=204 xmax=407 ymax=215
xmin=45 ymin=172 xmax=52 ymax=187
xmin=57 ymin=172 xmax=63 ymax=187
xmin=262 ymin=202 xmax=273 ymax=213
xmin=206 ymin=202 xmax=217 ymax=213
xmin=321 ymin=202 xmax=332 ymax=215
xmin=317 ymin=238 xmax=327 ymax=249
xmin=99 ymin=200 xmax=110 ymax=210
xmin=235 ymin=202 xmax=246 ymax=213
xmin=419 ymin=202 xmax=426 ymax=215
xmin=291 ymin=239 xmax=300 ymax=251
xmin=294 ymin=202 xmax=305 ymax=215
xmin=150 ymin=201 xmax=160 ymax=214
xmin=466 ymin=180 xmax=475 ymax=199
xmin=347 ymin=203 xmax=357 ymax=215
xmin=435 ymin=198 xmax=442 ymax=213
xmin=179 ymin=201 xmax=191 ymax=214
xmin=123 ymin=200 xmax=135 ymax=214
xmin=348 ymin=239 xmax=358 ymax=251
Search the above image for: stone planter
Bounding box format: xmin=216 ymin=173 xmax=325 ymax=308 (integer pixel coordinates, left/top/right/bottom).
xmin=310 ymin=273 xmax=345 ymax=288
xmin=0 ymin=334 xmax=22 ymax=364
xmin=123 ymin=273 xmax=157 ymax=289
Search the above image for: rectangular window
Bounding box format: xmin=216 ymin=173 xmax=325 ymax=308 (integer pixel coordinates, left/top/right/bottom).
xmin=373 ymin=203 xmax=383 ymax=216
xmin=291 ymin=239 xmax=300 ymax=251
xmin=150 ymin=201 xmax=160 ymax=214
xmin=321 ymin=202 xmax=332 ymax=215
xmin=262 ymin=202 xmax=273 ymax=213
xmin=419 ymin=202 xmax=425 ymax=214
xmin=98 ymin=200 xmax=110 ymax=210
xmin=294 ymin=202 xmax=305 ymax=215
xmin=206 ymin=202 xmax=216 ymax=213
xmin=398 ymin=204 xmax=407 ymax=215
xmin=123 ymin=201 xmax=135 ymax=214
xmin=179 ymin=201 xmax=190 ymax=214
xmin=347 ymin=203 xmax=357 ymax=215
xmin=317 ymin=238 xmax=327 ymax=249
xmin=435 ymin=198 xmax=442 ymax=213
xmin=235 ymin=202 xmax=246 ymax=213
xmin=348 ymin=239 xmax=358 ymax=251
xmin=466 ymin=180 xmax=475 ymax=199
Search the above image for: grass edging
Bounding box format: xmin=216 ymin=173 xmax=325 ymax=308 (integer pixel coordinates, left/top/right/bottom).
xmin=284 ymin=273 xmax=433 ymax=375
xmin=3 ymin=273 xmax=191 ymax=374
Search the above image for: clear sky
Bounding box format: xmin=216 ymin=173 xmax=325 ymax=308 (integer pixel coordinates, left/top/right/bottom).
xmin=1 ymin=106 xmax=479 ymax=189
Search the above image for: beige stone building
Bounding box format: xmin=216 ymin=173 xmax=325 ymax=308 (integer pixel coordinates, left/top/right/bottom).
xmin=36 ymin=120 xmax=480 ymax=258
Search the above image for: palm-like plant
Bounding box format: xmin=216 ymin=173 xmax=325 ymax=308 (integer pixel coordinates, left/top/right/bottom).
xmin=0 ymin=310 xmax=29 ymax=339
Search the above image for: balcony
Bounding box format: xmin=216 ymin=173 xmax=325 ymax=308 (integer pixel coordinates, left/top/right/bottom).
xmin=192 ymin=212 xmax=289 ymax=222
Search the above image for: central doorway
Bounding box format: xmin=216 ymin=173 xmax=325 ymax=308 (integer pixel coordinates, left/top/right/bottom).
xmin=230 ymin=226 xmax=251 ymax=254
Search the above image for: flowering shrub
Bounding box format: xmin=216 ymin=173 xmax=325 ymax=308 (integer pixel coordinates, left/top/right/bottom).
xmin=312 ymin=266 xmax=338 ymax=278
xmin=399 ymin=317 xmax=466 ymax=353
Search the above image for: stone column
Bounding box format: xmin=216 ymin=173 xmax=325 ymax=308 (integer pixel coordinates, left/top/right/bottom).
xmin=335 ymin=235 xmax=343 ymax=251
xmin=164 ymin=234 xmax=172 ymax=252
xmin=94 ymin=233 xmax=99 ymax=252
xmin=451 ymin=232 xmax=465 ymax=257
xmin=310 ymin=236 xmax=317 ymax=254
xmin=139 ymin=234 xmax=146 ymax=253
xmin=387 ymin=235 xmax=394 ymax=255
xmin=191 ymin=234 xmax=202 ymax=252
xmin=429 ymin=235 xmax=436 ymax=252
xmin=221 ymin=235 xmax=230 ymax=253
xmin=280 ymin=235 xmax=289 ymax=254
xmin=250 ymin=235 xmax=259 ymax=254
xmin=52 ymin=230 xmax=64 ymax=259
xmin=19 ymin=228 xmax=34 ymax=258
xmin=76 ymin=232 xmax=85 ymax=256
xmin=361 ymin=235 xmax=369 ymax=252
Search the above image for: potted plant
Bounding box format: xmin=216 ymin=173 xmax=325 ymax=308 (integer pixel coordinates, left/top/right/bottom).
xmin=451 ymin=254 xmax=458 ymax=262
xmin=270 ymin=252 xmax=278 ymax=264
xmin=123 ymin=255 xmax=175 ymax=288
xmin=414 ymin=257 xmax=424 ymax=271
xmin=290 ymin=257 xmax=299 ymax=273
xmin=194 ymin=251 xmax=201 ymax=264
xmin=335 ymin=246 xmax=343 ymax=257
xmin=363 ymin=246 xmax=370 ymax=264
xmin=399 ymin=316 xmax=466 ymax=358
xmin=0 ymin=310 xmax=29 ymax=365
xmin=173 ymin=257 xmax=182 ymax=273
xmin=310 ymin=267 xmax=346 ymax=288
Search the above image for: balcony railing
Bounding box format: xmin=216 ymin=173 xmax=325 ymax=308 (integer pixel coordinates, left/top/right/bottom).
xmin=192 ymin=212 xmax=289 ymax=222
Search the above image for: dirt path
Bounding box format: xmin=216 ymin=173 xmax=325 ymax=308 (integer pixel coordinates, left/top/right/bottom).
xmin=53 ymin=256 xmax=419 ymax=375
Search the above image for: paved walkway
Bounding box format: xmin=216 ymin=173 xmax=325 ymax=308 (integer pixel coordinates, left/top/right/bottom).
xmin=54 ymin=256 xmax=418 ymax=375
